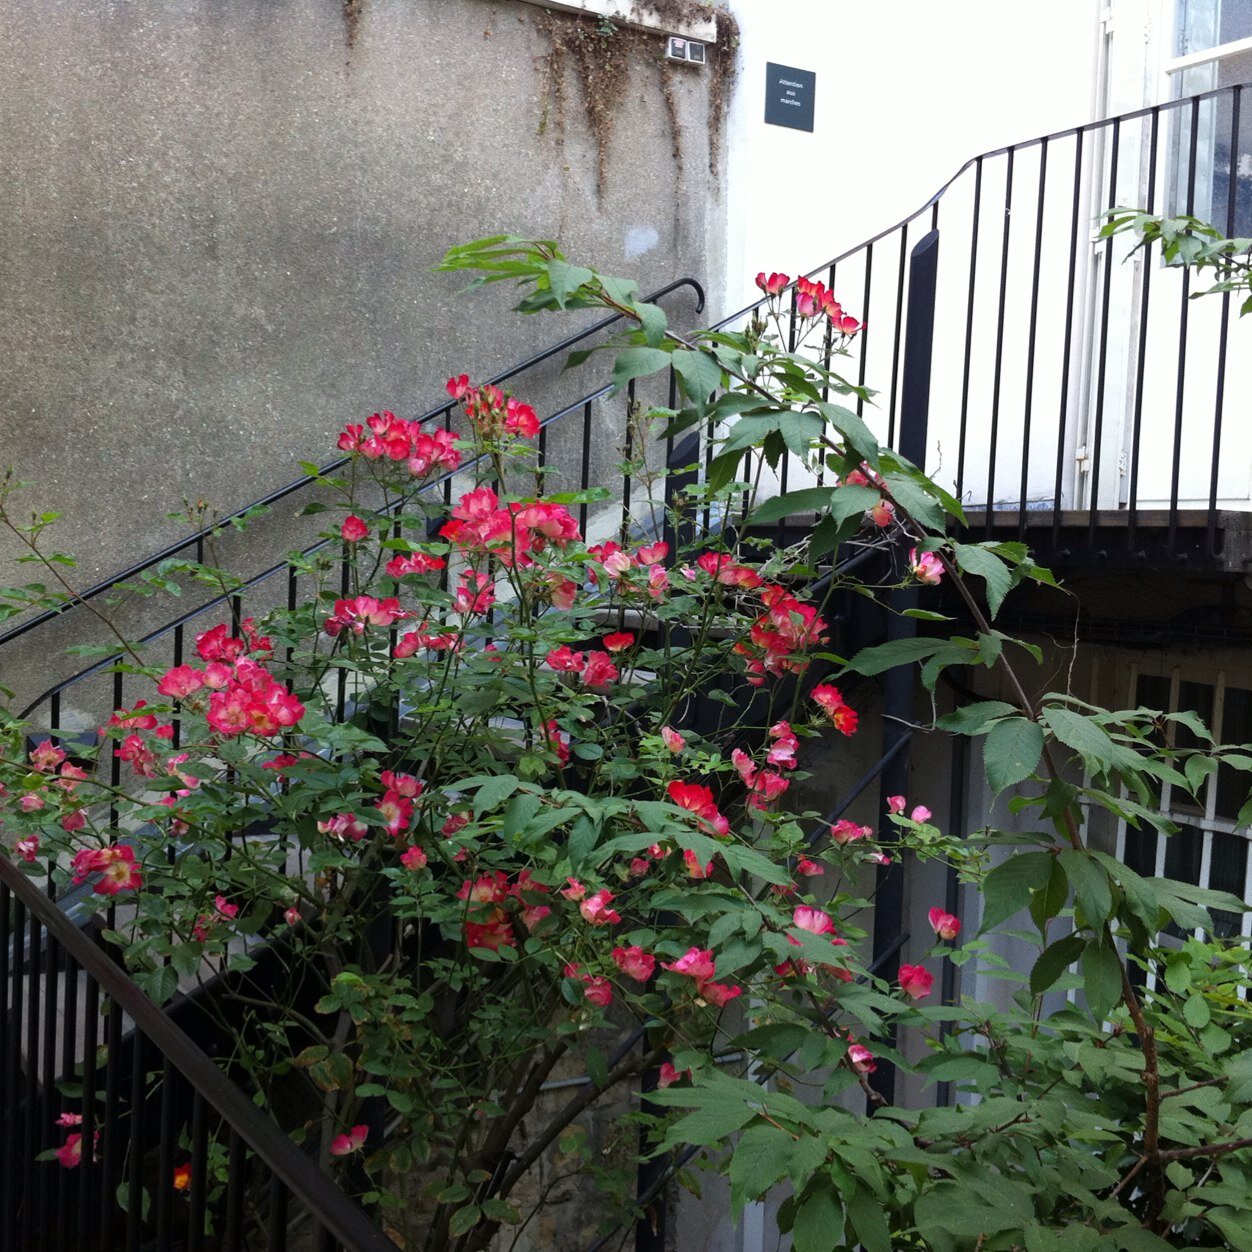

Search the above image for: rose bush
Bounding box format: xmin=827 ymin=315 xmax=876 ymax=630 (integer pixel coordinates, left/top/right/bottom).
xmin=1 ymin=237 xmax=1251 ymax=1249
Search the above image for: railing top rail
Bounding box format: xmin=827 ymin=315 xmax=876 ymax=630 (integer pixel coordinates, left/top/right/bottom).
xmin=0 ymin=855 xmax=397 ymax=1251
xmin=0 ymin=276 xmax=704 ymax=652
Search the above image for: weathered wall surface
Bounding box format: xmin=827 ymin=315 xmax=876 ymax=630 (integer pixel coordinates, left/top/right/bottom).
xmin=0 ymin=0 xmax=725 ymax=701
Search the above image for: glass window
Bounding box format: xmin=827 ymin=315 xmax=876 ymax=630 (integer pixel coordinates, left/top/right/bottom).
xmin=1168 ymin=3 xmax=1252 ymax=235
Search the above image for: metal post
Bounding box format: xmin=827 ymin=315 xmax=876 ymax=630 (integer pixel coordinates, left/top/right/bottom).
xmin=869 ymin=228 xmax=939 ymax=1104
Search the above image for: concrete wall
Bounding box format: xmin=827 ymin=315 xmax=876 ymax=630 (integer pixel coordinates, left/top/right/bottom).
xmin=0 ymin=0 xmax=727 ymax=702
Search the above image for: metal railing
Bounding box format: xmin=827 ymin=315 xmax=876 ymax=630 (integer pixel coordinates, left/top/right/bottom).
xmin=0 ymin=855 xmax=397 ymax=1251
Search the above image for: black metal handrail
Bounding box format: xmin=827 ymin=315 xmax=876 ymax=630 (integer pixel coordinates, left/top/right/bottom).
xmin=0 ymin=276 xmax=704 ymax=652
xmin=0 ymin=854 xmax=396 ymax=1251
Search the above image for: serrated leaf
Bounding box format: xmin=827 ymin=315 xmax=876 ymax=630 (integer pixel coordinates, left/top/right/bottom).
xmin=980 ymin=851 xmax=1054 ymax=934
xmin=846 ymin=1188 xmax=891 ymax=1252
xmin=984 ymin=717 xmax=1045 ymax=793
xmin=1059 ymin=850 xmax=1113 ymax=926
xmin=611 ymin=346 xmax=672 ymax=394
xmin=634 ymin=300 xmax=668 ymax=348
xmin=1081 ymin=941 xmax=1122 ymax=1019
xmin=474 ymin=776 xmax=520 ymax=816
xmin=937 ymin=700 xmax=1018 ymax=735
xmin=448 ymin=1205 xmax=482 ymax=1238
xmin=749 ymin=488 xmax=835 ymax=525
xmin=728 ymin=1124 xmax=795 ymax=1209
xmin=954 ymin=543 xmax=1013 ymax=617
xmin=792 ymin=1182 xmax=843 ymax=1252
xmin=847 ymin=636 xmax=946 ymax=676
xmin=664 ymin=1100 xmax=757 ymax=1147
xmin=1030 ymin=932 xmax=1086 ymax=996
xmin=672 ymin=349 xmax=723 ymax=417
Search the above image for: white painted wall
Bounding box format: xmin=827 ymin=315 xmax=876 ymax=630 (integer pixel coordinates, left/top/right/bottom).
xmin=722 ymin=1 xmax=1105 ymax=313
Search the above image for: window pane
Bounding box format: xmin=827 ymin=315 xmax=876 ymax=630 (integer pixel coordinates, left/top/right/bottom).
xmin=1124 ymin=827 xmax=1159 ymax=876
xmin=1178 ymin=0 xmax=1252 ymax=54
xmin=1174 ymin=682 xmax=1215 ymax=813
xmin=1169 ymin=61 xmax=1252 ymax=235
xmin=1136 ymin=675 xmax=1173 ymax=751
xmin=1217 ymin=685 xmax=1252 ymax=821
xmin=1164 ymin=825 xmax=1205 ymax=938
xmin=1208 ymin=831 xmax=1248 ymax=937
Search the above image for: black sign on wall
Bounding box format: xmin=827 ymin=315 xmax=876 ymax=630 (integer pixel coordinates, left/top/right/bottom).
xmin=764 ymin=62 xmax=816 ymax=132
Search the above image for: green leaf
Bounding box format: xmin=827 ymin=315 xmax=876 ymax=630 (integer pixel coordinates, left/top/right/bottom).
xmin=585 ymin=1045 xmax=609 ymax=1090
xmin=748 ymin=488 xmax=835 ymax=525
xmin=954 ymin=543 xmax=1013 ymax=617
xmin=138 ymin=965 xmax=178 ymax=1005
xmin=611 ymin=347 xmax=672 ymax=394
xmin=448 ymin=1205 xmax=482 ymax=1238
xmin=979 ymin=851 xmax=1054 ymax=934
xmin=1081 ymin=941 xmax=1122 ymax=1020
xmin=634 ymin=300 xmax=668 ymax=348
xmin=827 ymin=484 xmax=883 ymax=527
xmin=846 ymin=1188 xmax=892 ymax=1252
xmin=792 ymin=1182 xmax=843 ymax=1252
xmin=1059 ymin=850 xmax=1113 ymax=927
xmin=1030 ymin=932 xmax=1086 ymax=996
xmin=728 ymin=1124 xmax=795 ymax=1209
xmin=671 ymin=349 xmax=723 ymax=417
xmin=937 ymin=700 xmax=1018 ymax=735
xmin=846 ymin=636 xmax=947 ymax=676
xmin=663 ymin=1100 xmax=757 ymax=1147
xmin=1042 ymin=706 xmax=1140 ymax=774
xmin=1030 ymin=857 xmax=1070 ymax=933
xmin=1183 ymin=993 xmax=1211 ymax=1029
xmin=984 ymin=717 xmax=1045 ymax=793
xmin=474 ymin=776 xmax=521 ymax=815
xmin=544 ymin=260 xmax=594 ymax=306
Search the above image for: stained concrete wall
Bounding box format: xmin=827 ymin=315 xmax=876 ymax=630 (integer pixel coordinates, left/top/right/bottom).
xmin=0 ymin=0 xmax=724 ymax=702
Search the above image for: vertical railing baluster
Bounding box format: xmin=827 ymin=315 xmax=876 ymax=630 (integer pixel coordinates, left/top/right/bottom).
xmin=1086 ymin=117 xmax=1121 ymax=538
xmin=41 ymin=931 xmax=61 ymax=1242
xmin=224 ymin=1128 xmax=247 ymax=1251
xmin=77 ymin=973 xmax=99 ymax=1252
xmin=622 ymin=381 xmax=636 ymax=546
xmin=1018 ymin=137 xmax=1049 ymax=537
xmin=1128 ymin=106 xmax=1161 ymax=554
xmin=856 ymin=243 xmax=874 ymax=420
xmin=984 ymin=145 xmax=1016 ymax=535
xmin=1053 ymin=128 xmax=1086 ymax=541
xmin=267 ymin=1174 xmax=290 ymax=1252
xmin=99 ymin=995 xmax=124 ymax=1246
xmin=109 ymin=670 xmax=123 ymax=827
xmin=0 ymin=887 xmax=14 ymax=1252
xmin=57 ymin=940 xmax=79 ymax=1252
xmin=125 ymin=1032 xmax=145 ymax=1250
xmin=154 ymin=1055 xmax=175 ymax=1250
xmin=187 ymin=1090 xmax=208 ymax=1252
xmin=1208 ymin=85 xmax=1241 ymax=557
xmin=1169 ymin=98 xmax=1202 ymax=553
xmin=956 ymin=156 xmax=984 ymax=505
xmin=579 ymin=401 xmax=593 ymax=537
xmin=22 ymin=903 xmax=42 ymax=1251
xmin=887 ymin=224 xmax=910 ymax=449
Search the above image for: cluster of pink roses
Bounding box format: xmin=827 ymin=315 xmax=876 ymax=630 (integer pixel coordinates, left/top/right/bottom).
xmin=155 ymin=621 xmax=304 ymax=740
xmin=446 ymin=376 xmax=540 ymax=441
xmin=735 ymin=586 xmax=830 ymax=686
xmin=457 ymin=870 xmax=553 ymax=952
xmin=732 ymin=720 xmax=800 ymax=812
xmin=336 ymin=411 xmax=460 ymax=480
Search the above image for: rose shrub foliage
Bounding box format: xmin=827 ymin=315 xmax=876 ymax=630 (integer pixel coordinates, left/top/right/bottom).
xmin=1 ymin=238 xmax=1252 ymax=1250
